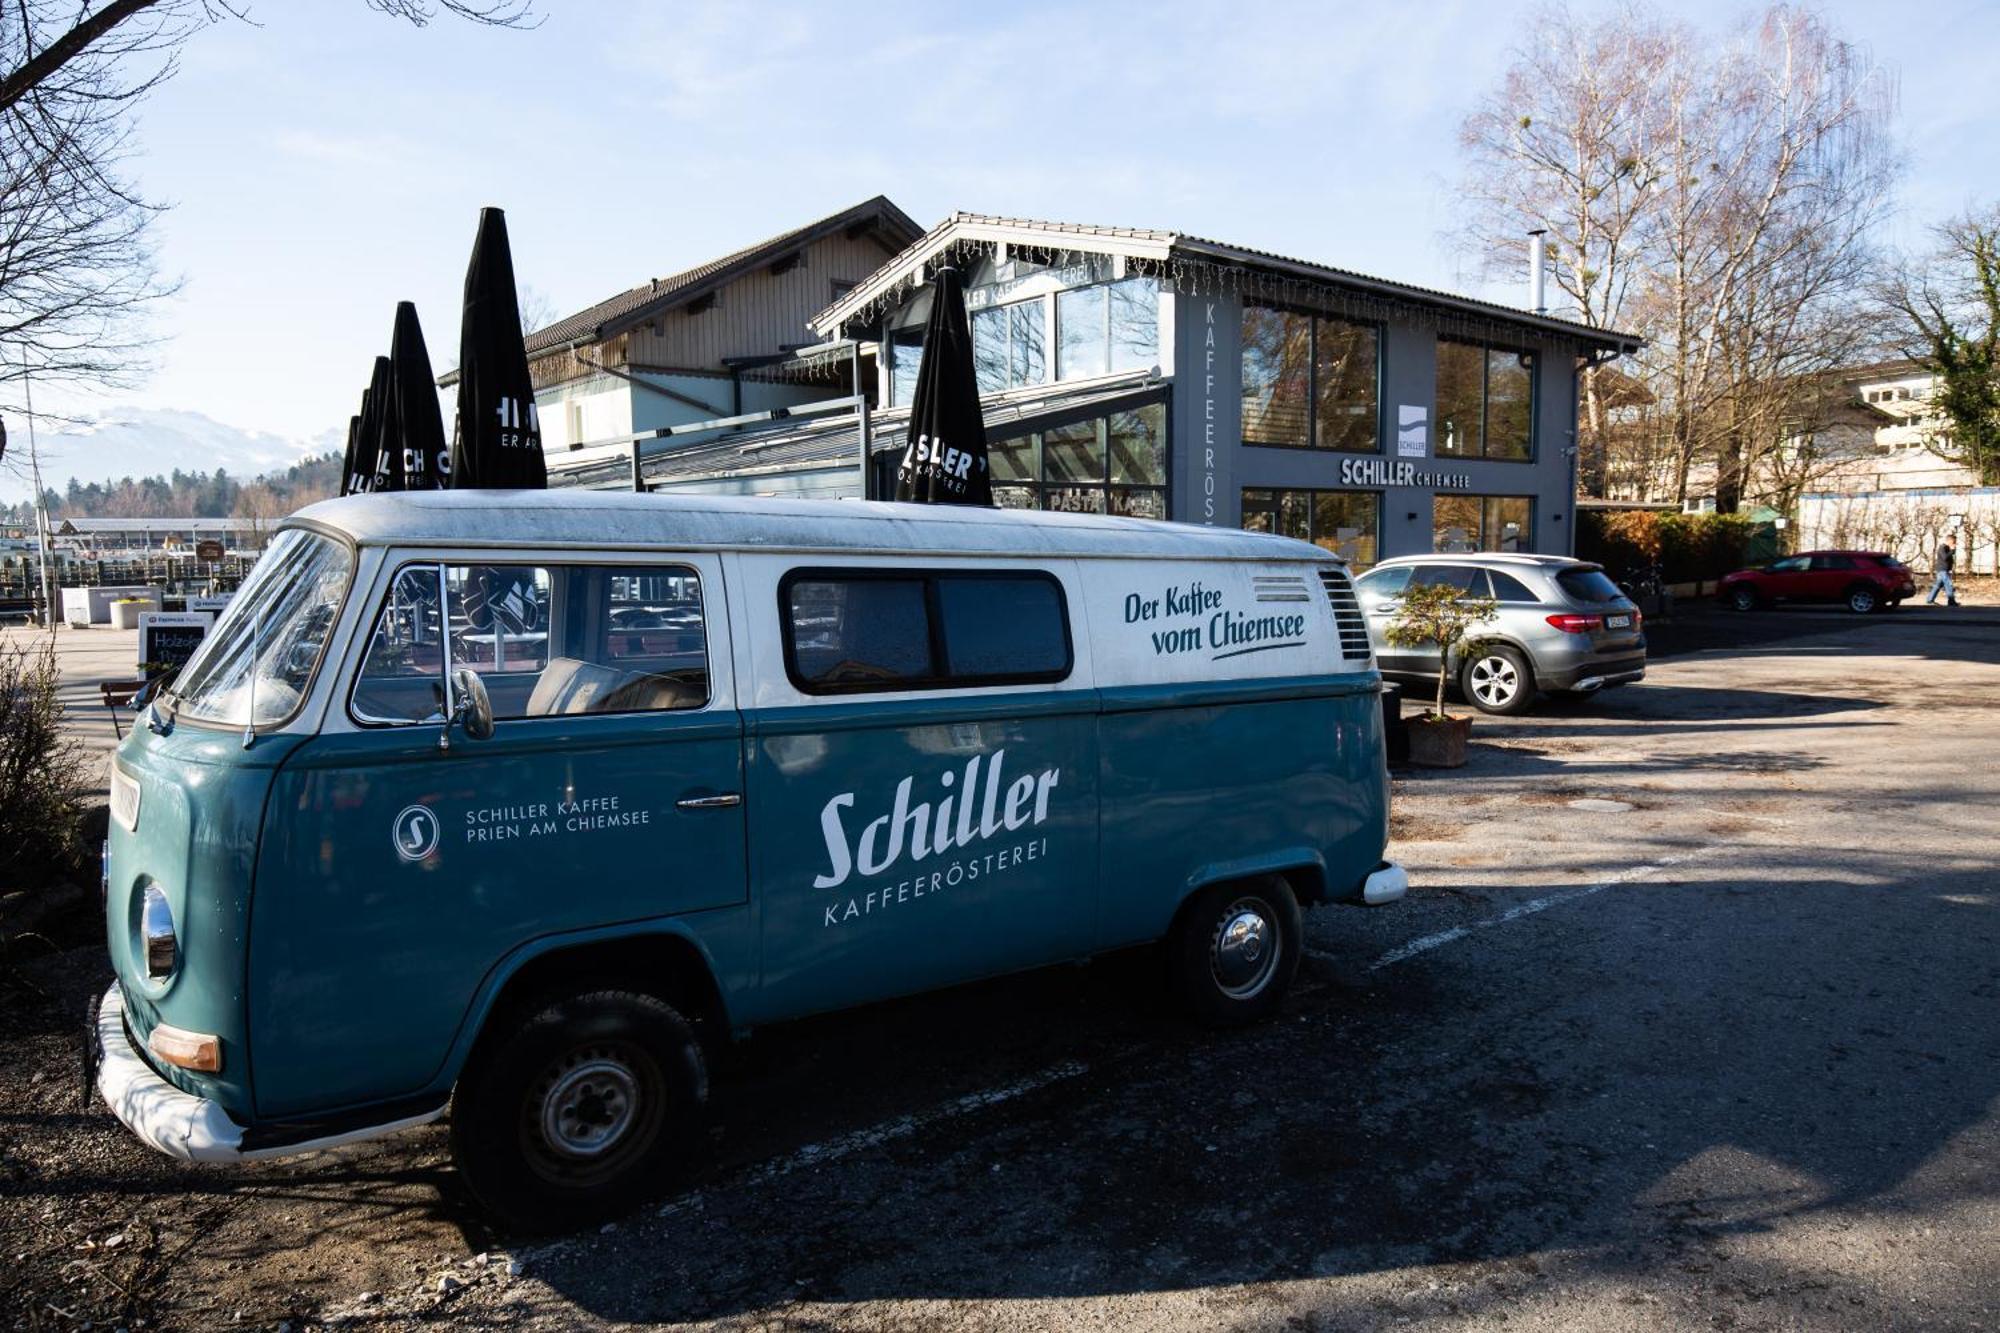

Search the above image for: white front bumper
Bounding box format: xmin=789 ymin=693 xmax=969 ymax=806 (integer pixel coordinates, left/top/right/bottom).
xmin=96 ymin=985 xmax=444 ymax=1163
xmin=95 ymin=985 xmax=247 ymax=1162
xmin=1362 ymin=861 xmax=1409 ymax=905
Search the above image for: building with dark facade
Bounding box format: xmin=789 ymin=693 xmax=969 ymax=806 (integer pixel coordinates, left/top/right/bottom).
xmin=549 ymin=210 xmax=1640 ymax=567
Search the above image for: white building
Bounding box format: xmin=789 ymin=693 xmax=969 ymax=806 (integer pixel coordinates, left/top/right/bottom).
xmin=1793 ymin=361 xmax=1997 ymax=572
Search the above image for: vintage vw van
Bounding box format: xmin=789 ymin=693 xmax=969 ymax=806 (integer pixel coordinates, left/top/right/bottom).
xmin=96 ymin=491 xmax=1403 ymax=1229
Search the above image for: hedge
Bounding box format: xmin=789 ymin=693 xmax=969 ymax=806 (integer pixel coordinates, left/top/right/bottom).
xmin=1577 ymin=510 xmax=1762 ymax=585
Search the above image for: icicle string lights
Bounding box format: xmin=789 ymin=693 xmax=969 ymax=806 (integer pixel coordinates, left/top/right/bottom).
xmin=831 ymin=239 xmax=1594 ymax=356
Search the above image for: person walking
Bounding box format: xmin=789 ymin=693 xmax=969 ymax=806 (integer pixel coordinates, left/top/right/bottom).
xmin=1927 ymin=536 xmax=1960 ymax=606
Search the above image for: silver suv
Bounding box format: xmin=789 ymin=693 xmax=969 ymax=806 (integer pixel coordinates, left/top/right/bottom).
xmin=1352 ymin=554 xmax=1647 ymax=715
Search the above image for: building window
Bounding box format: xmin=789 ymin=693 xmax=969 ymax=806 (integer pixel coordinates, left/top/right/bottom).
xmin=1436 ymin=340 xmax=1534 ymax=461
xmin=1057 ymin=277 xmax=1159 ymax=381
xmin=1433 ymin=495 xmax=1533 ymax=553
xmin=972 ymin=298 xmax=1047 ymax=394
xmin=888 ymin=328 xmax=923 ymax=407
xmin=1241 ymin=304 xmax=1379 ymax=452
xmin=830 ymin=278 xmax=857 ymax=302
xmin=993 ymin=401 xmax=1168 ymax=519
xmin=1240 ymin=488 xmax=1381 ymax=567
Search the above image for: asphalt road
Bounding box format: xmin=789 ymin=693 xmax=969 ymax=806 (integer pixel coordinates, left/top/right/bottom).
xmin=4 ymin=602 xmax=1997 ymax=1331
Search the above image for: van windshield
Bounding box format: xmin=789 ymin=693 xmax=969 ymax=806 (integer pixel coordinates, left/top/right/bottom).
xmin=172 ymin=529 xmax=353 ymax=727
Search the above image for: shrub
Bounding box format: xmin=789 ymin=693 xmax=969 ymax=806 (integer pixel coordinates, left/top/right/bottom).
xmin=1383 ymin=582 xmax=1499 ymax=721
xmin=1579 ymin=509 xmax=1760 ymax=584
xmin=0 ymin=635 xmax=92 ymax=893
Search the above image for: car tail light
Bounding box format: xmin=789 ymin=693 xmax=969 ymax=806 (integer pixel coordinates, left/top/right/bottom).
xmin=1546 ymin=614 xmax=1604 ymax=633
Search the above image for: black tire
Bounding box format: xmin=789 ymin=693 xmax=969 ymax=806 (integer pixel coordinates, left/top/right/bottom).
xmin=1845 ymin=583 xmax=1880 ymax=615
xmin=1728 ymin=585 xmax=1760 ymax=612
xmin=1167 ymin=876 xmax=1302 ymax=1026
xmin=450 ymin=989 xmax=707 ymax=1233
xmin=1460 ymin=644 xmax=1536 ymax=716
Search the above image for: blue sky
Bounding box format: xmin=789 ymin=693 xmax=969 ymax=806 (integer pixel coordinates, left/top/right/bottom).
xmin=12 ymin=0 xmax=1997 ymax=496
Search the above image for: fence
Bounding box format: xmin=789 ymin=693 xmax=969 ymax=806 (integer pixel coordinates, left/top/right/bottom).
xmin=0 ymin=552 xmax=261 ymax=620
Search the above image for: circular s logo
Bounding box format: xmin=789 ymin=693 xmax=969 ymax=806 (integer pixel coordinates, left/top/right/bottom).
xmin=392 ymin=804 xmax=441 ymax=863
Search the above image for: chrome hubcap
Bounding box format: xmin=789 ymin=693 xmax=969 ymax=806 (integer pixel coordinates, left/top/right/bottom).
xmin=1469 ymin=656 xmax=1519 ymax=707
xmin=540 ymin=1055 xmax=640 ymax=1159
xmin=1211 ymin=900 xmax=1279 ymax=999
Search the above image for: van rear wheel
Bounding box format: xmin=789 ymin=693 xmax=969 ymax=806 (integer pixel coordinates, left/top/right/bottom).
xmin=1167 ymin=876 xmax=1301 ymax=1026
xmin=450 ymin=989 xmax=706 ymax=1233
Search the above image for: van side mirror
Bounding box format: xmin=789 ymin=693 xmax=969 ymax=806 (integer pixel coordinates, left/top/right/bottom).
xmin=439 ymin=667 xmax=495 ymax=751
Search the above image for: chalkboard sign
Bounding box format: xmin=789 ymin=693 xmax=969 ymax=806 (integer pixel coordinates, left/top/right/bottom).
xmin=138 ymin=611 xmax=215 ymax=679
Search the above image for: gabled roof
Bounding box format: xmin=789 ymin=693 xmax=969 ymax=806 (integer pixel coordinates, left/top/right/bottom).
xmin=811 ymin=211 xmax=1643 ymax=355
xmin=523 ymin=196 xmax=921 ymax=360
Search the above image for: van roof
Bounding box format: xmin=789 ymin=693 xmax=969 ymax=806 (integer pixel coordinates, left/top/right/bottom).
xmin=287 ymin=490 xmax=1341 ymax=564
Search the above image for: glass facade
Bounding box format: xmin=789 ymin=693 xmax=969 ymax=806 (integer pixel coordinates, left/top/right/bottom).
xmin=1434 ymin=495 xmax=1534 ymax=553
xmin=993 ymin=400 xmax=1167 ymax=518
xmin=1057 ymin=277 xmax=1159 ymax=380
xmin=972 ymin=298 xmax=1047 ymax=394
xmin=1436 ymin=339 xmax=1534 ymax=461
xmin=1240 ymin=303 xmax=1379 ymax=452
xmin=1240 ymin=488 xmax=1381 ymax=567
xmin=888 ymin=328 xmax=923 ymax=407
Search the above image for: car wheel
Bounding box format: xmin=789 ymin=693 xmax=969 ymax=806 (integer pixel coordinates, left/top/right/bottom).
xmin=1728 ymin=585 xmax=1759 ymax=612
xmin=1461 ymin=645 xmax=1536 ymax=716
xmin=1845 ymin=584 xmax=1880 ymax=614
xmin=450 ymin=989 xmax=707 ymax=1233
xmin=1167 ymin=876 xmax=1301 ymax=1026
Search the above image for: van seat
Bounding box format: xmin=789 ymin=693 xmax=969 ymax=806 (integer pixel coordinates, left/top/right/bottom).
xmin=526 ymin=657 xmax=625 ymax=716
xmin=601 ymin=671 xmax=705 ymax=713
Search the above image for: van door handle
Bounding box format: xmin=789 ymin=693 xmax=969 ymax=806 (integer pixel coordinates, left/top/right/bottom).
xmin=676 ymin=792 xmax=742 ymax=811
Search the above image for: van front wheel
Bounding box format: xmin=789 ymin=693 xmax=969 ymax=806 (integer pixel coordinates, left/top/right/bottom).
xmin=450 ymin=989 xmax=706 ymax=1233
xmin=1168 ymin=876 xmax=1301 ymax=1026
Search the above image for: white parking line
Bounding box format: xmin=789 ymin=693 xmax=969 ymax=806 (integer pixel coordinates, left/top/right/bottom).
xmin=1311 ymin=850 xmax=1710 ymax=973
xmin=655 ymin=1059 xmax=1091 ymax=1217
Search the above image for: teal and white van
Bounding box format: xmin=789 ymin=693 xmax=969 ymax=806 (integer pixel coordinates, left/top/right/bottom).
xmin=95 ymin=491 xmax=1404 ymax=1229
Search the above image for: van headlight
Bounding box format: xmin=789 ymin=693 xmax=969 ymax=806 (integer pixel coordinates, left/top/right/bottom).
xmin=140 ymin=884 xmax=177 ymax=979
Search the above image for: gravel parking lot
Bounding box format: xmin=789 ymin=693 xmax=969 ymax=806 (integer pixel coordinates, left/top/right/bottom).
xmin=3 ymin=601 xmax=1997 ymax=1332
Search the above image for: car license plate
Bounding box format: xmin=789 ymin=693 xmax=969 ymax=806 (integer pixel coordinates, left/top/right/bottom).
xmin=1606 ymin=614 xmax=1632 ymax=629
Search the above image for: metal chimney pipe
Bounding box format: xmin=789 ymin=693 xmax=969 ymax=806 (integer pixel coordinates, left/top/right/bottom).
xmin=1527 ymin=229 xmax=1548 ymax=316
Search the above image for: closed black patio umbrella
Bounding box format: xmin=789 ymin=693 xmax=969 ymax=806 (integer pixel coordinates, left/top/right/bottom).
xmin=894 ymin=265 xmax=992 ymax=506
xmin=338 ymin=415 xmax=362 ymax=496
xmin=450 ymin=207 xmax=545 ymax=490
xmin=345 ymin=356 xmax=390 ymax=496
xmin=373 ymin=301 xmax=449 ymax=492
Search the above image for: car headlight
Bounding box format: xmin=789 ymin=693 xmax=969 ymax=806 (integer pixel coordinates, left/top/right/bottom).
xmin=140 ymin=884 xmax=177 ymax=980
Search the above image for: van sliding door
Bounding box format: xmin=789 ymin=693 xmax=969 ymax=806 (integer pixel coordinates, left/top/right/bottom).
xmin=738 ymin=561 xmax=1099 ymax=1023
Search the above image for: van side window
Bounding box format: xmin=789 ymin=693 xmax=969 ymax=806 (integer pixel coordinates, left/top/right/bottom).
xmin=782 ymin=569 xmax=1071 ymax=694
xmin=352 ymin=562 xmax=709 ymax=725
xmin=937 ymin=575 xmax=1068 ymax=677
xmin=786 ymin=578 xmax=934 ymax=688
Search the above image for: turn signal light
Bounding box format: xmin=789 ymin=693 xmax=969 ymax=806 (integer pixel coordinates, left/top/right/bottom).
xmin=148 ymin=1023 xmax=222 ymax=1074
xmin=1545 ymin=614 xmax=1604 ymax=633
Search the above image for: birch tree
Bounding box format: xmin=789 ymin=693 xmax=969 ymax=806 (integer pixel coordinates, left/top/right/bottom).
xmin=1456 ymin=4 xmax=1897 ymax=510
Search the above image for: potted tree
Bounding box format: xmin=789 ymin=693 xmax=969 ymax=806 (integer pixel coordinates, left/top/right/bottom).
xmin=1383 ymin=580 xmax=1498 ymax=768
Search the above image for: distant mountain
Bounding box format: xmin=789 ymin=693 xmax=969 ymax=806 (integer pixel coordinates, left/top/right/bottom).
xmin=0 ymin=408 xmax=335 ymax=503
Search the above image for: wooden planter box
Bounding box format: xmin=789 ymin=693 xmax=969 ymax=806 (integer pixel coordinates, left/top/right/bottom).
xmin=1407 ymin=714 xmax=1473 ymax=768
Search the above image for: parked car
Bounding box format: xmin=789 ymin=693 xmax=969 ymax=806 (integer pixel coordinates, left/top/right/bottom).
xmin=93 ymin=491 xmax=1405 ymax=1231
xmin=1717 ymin=550 xmax=1915 ymax=614
xmin=1352 ymin=554 xmax=1646 ymax=716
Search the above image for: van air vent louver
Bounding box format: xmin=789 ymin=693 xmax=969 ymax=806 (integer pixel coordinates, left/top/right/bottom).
xmin=1316 ymin=568 xmax=1374 ymax=661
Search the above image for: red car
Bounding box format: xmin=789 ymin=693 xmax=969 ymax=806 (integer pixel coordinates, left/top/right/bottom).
xmin=1718 ymin=550 xmax=1916 ymax=614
